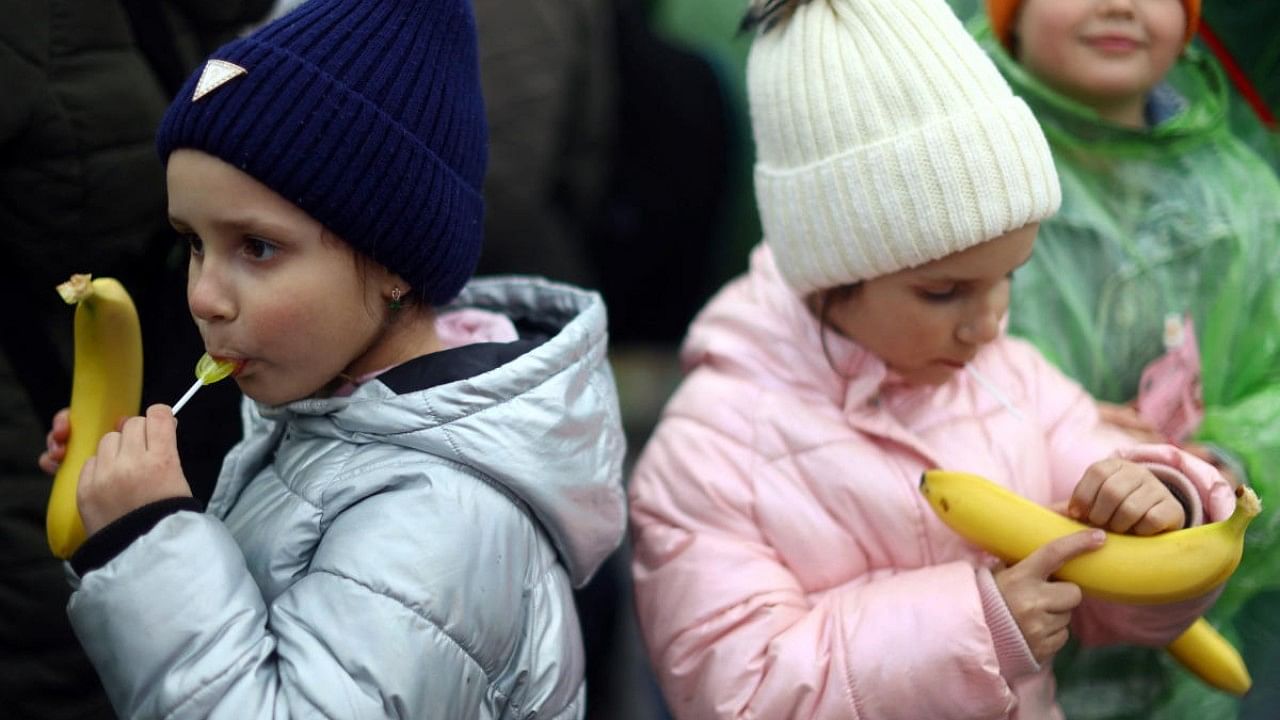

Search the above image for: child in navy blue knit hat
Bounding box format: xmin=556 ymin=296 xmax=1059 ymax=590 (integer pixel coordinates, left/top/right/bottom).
xmin=37 ymin=1 xmax=627 ymax=716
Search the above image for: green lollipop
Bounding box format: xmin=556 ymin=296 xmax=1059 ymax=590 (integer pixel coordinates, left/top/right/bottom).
xmin=172 ymin=353 xmax=241 ymax=414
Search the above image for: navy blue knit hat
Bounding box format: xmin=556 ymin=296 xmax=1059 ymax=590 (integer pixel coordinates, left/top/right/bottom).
xmin=158 ymin=0 xmax=487 ymax=306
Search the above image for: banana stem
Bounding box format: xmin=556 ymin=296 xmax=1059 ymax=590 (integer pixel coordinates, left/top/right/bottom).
xmin=56 ymin=274 xmax=95 ymax=304
xmin=1232 ymin=485 xmax=1262 ymax=524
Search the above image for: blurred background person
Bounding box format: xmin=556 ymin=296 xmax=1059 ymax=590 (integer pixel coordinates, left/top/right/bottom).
xmin=956 ymin=1 xmax=1280 ymax=718
xmin=1 ymin=1 xmax=271 ymax=716
xmin=950 ymin=0 xmax=1278 ymax=162
xmin=470 ymin=0 xmax=613 ymax=291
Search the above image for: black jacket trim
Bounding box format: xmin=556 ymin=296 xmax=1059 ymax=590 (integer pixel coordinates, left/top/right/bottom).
xmin=377 ymin=339 xmax=543 ymax=394
xmin=71 ymin=496 xmax=204 ymax=576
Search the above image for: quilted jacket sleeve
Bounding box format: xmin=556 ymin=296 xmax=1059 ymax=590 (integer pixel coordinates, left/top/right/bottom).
xmin=66 ymin=475 xmax=562 ymax=719
xmin=630 ymin=412 xmax=1024 ymax=720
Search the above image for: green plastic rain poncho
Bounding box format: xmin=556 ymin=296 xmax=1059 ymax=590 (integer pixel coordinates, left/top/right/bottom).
xmin=969 ymin=20 xmax=1280 ymax=720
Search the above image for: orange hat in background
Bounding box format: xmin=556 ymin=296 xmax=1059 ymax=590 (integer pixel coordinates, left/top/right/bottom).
xmin=987 ymin=0 xmax=1201 ymax=50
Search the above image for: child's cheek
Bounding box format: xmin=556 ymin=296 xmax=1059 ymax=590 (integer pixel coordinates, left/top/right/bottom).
xmin=1017 ymin=2 xmax=1085 ymax=63
xmin=248 ymin=300 xmax=320 ymax=360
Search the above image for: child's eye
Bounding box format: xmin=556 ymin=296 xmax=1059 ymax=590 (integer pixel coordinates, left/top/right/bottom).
xmin=242 ymin=237 xmax=279 ymax=261
xmin=180 ymin=232 xmax=203 ymax=257
xmin=918 ymin=285 xmax=958 ymax=302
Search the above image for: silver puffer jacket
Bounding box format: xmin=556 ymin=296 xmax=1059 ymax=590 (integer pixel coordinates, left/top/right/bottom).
xmin=66 ymin=277 xmax=628 ymax=719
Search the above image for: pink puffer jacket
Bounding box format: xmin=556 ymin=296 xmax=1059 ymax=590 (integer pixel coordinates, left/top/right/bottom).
xmin=629 ymin=245 xmax=1235 ymax=720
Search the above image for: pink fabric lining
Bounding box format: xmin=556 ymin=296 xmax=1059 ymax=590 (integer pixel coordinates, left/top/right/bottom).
xmin=332 ymin=308 xmax=518 ymax=396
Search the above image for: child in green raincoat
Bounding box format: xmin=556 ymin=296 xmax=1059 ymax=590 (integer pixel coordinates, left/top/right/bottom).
xmin=975 ymin=1 xmax=1280 ymax=719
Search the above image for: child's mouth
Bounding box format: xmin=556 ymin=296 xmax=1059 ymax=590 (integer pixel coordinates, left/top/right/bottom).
xmin=1085 ymin=35 xmax=1142 ymax=54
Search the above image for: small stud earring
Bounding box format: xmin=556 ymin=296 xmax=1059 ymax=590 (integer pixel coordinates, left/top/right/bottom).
xmin=389 ymin=287 xmax=403 ymax=311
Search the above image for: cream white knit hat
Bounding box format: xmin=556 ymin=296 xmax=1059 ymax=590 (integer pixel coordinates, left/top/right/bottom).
xmin=746 ymin=0 xmax=1061 ymax=294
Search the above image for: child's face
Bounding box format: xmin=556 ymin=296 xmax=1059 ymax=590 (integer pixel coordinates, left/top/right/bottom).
xmin=168 ymin=149 xmax=395 ymax=406
xmin=823 ymin=223 xmax=1038 ymax=386
xmin=1014 ymin=0 xmax=1185 ymax=116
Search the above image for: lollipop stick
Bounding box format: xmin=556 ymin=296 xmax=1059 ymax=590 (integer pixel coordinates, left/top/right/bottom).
xmin=171 ymin=378 xmax=203 ymax=415
xmin=965 ymin=365 xmax=1028 ymax=424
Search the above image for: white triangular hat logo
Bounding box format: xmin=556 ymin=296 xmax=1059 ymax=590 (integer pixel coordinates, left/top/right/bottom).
xmin=193 ymin=59 xmax=247 ymax=102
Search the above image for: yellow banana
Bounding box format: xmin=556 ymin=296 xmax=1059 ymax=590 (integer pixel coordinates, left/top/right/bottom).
xmin=47 ymin=274 xmax=143 ymax=559
xmin=920 ymin=469 xmax=1259 ymax=696
xmin=918 ymin=470 xmax=1260 ymax=604
xmin=1167 ymin=618 xmax=1252 ymax=696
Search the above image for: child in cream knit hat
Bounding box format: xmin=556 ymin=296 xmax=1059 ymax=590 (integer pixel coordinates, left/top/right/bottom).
xmin=625 ymin=1 xmax=1237 ymax=718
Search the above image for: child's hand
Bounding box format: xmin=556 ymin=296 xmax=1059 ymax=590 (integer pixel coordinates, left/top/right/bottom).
xmin=1068 ymin=459 xmax=1185 ymax=535
xmin=995 ymin=530 xmax=1104 ymax=664
xmin=1096 ymin=401 xmax=1164 ymax=443
xmin=37 ymin=408 xmax=71 ymax=475
xmin=77 ymin=404 xmax=192 ymax=536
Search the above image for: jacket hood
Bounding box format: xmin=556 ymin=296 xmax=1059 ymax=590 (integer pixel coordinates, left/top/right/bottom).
xmin=682 ymin=245 xmax=916 ymax=413
xmin=255 ymin=276 xmax=626 ymax=586
xmin=683 ymin=245 xmax=1037 ymax=422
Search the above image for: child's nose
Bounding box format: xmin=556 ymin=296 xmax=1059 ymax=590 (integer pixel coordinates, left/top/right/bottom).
xmin=957 ymin=306 xmax=1002 ymax=346
xmin=1098 ymin=0 xmax=1138 ymax=17
xmin=187 ymin=267 xmax=235 ymax=323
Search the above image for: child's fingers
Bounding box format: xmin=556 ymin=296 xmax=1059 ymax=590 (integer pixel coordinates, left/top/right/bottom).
xmin=1087 ymin=477 xmax=1142 ymax=528
xmin=96 ymin=430 xmax=121 ymax=461
xmin=76 ymin=452 xmax=101 ymax=500
xmin=1116 ymin=476 xmax=1182 ymax=532
xmin=1097 ymin=402 xmax=1145 ymax=429
xmin=1069 ymin=458 xmax=1125 ymax=519
xmin=119 ymin=416 xmax=148 ymax=455
xmin=1109 ymin=484 xmax=1167 ymax=533
xmin=38 ymin=409 xmax=74 ymax=476
xmin=51 ymin=408 xmax=71 ymax=440
xmin=144 ymin=404 xmax=178 ymax=452
xmin=1096 ymin=402 xmax=1163 ymax=442
xmin=1041 ymin=580 xmax=1085 ymax=613
xmin=1097 ymin=402 xmax=1138 ymax=427
xmin=37 ymin=450 xmax=61 ymax=476
xmin=43 ymin=429 xmax=68 ymax=459
xmin=1080 ymin=463 xmax=1150 ymax=527
xmin=1041 ymin=625 xmax=1071 ymax=659
xmin=44 ymin=414 xmax=71 ymax=454
xmin=1130 ymin=499 xmax=1185 ymax=536
xmin=76 ymin=454 xmax=100 ymax=525
xmin=1020 ymin=529 xmax=1106 ymax=580
xmin=1089 ymin=465 xmax=1166 ymax=529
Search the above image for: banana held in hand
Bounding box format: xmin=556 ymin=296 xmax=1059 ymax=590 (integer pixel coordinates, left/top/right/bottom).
xmin=1167 ymin=618 xmax=1252 ymax=696
xmin=919 ymin=469 xmax=1259 ymax=696
xmin=47 ymin=274 xmax=143 ymax=559
xmin=918 ymin=469 xmax=1260 ymax=605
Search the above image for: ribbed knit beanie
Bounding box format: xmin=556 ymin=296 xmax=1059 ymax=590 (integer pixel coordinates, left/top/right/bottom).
xmin=745 ymin=0 xmax=1061 ymax=294
xmin=157 ymin=0 xmax=487 ymax=306
xmin=987 ymin=0 xmax=1201 ymax=51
